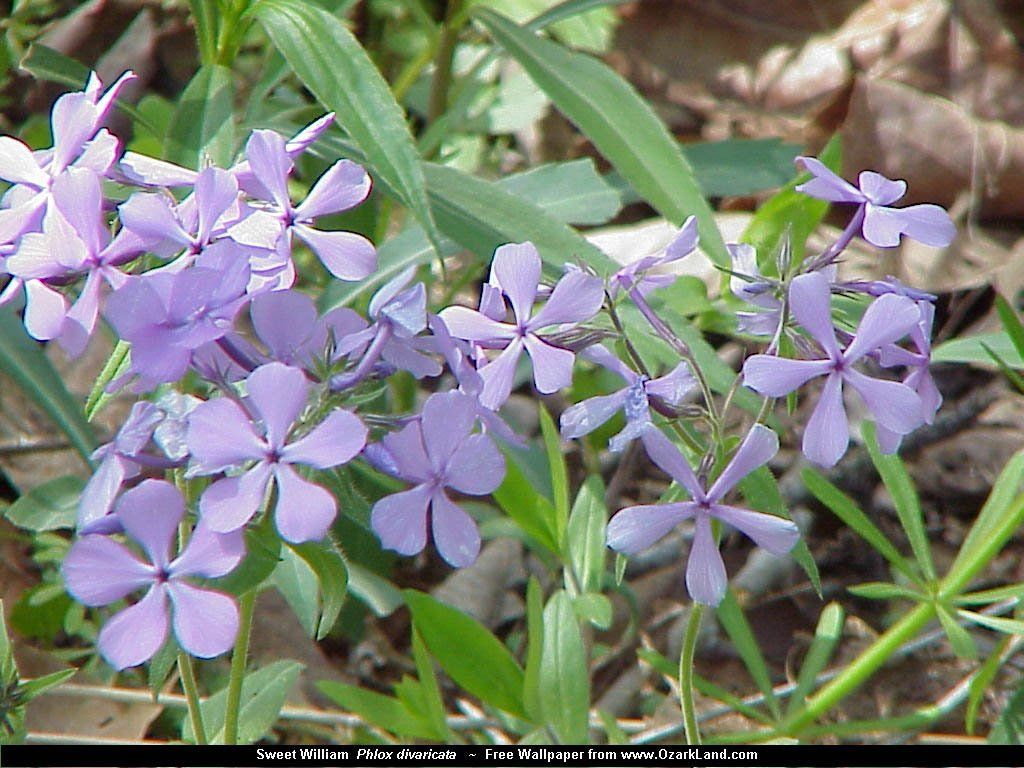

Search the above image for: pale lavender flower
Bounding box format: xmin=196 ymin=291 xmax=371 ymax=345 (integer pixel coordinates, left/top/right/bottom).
xmin=226 ymin=130 xmax=376 ymax=281
xmin=187 ymin=362 xmax=366 ymax=543
xmin=439 ymin=242 xmax=604 ymax=408
xmin=839 ymin=275 xmax=936 ymax=302
xmin=610 ymin=216 xmax=698 ymax=297
xmin=742 ymin=271 xmax=925 ymax=467
xmin=367 ymin=391 xmax=505 ymax=567
xmin=607 ymin=425 xmax=799 ymax=606
xmin=6 ymin=168 xmax=147 ymax=355
xmin=62 ymin=480 xmax=243 ymax=670
xmin=728 ymin=243 xmax=782 ymax=337
xmin=104 ymin=248 xmax=251 ymax=390
xmin=560 ymin=345 xmax=695 ymax=452
xmin=796 ymin=157 xmax=956 ymax=248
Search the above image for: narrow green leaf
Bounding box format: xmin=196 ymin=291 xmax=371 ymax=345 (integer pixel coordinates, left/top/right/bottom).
xmin=404 ymin=590 xmax=526 ymax=716
xmin=4 ymin=476 xmax=83 ymax=532
xmin=863 ymin=422 xmax=935 ymax=581
xmin=17 ymin=668 xmax=75 ymax=700
xmin=967 ymin=635 xmax=1011 ymax=734
xmin=802 ymin=468 xmax=918 ymax=583
xmin=995 ymin=295 xmax=1024 ymax=361
xmin=500 ymin=159 xmax=621 ymax=225
xmin=85 ymin=341 xmax=130 ymax=421
xmin=786 ymin=602 xmax=844 ymax=718
xmin=936 ymin=605 xmax=977 ymax=659
xmin=316 ymin=680 xmax=442 ymax=740
xmin=957 ymin=610 xmax=1024 ymax=636
xmin=347 ymin=562 xmax=403 ymax=617
xmin=165 ymin=65 xmax=235 ymax=169
xmin=523 ymin=576 xmax=545 ymax=722
xmin=0 ymin=306 xmax=95 ymax=464
xmin=716 ymin=589 xmax=779 ymax=718
xmin=954 ymin=584 xmax=1024 ymax=606
xmin=525 ymin=0 xmax=632 ymax=33
xmin=148 ymin=637 xmax=180 ymax=700
xmin=290 ymin=539 xmax=349 ymax=640
xmin=493 ymin=452 xmax=561 ymax=554
xmin=567 ymin=475 xmax=607 ymax=594
xmin=540 ymin=590 xmax=590 ymax=743
xmin=184 ymin=660 xmax=303 ymax=744
xmin=475 ymin=8 xmax=728 ymax=267
xmin=933 ymin=332 xmax=1024 ymax=369
xmin=847 ymin=582 xmax=922 ymax=601
xmin=411 ymin=629 xmax=450 ymax=741
xmin=255 ymin=0 xmax=438 ymax=242
xmin=539 ymin=405 xmax=570 ymax=548
xmin=981 ymin=341 xmax=1024 ymax=393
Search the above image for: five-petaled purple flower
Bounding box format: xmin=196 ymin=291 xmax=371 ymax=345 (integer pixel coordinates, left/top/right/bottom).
xmin=62 ymin=480 xmax=243 ymax=670
xmin=187 ymin=362 xmax=367 ymax=543
xmin=796 ymin=157 xmax=956 ymax=249
xmin=742 ymin=271 xmax=925 ymax=467
xmin=439 ymin=242 xmax=603 ymax=408
xmin=607 ymin=425 xmax=799 ymax=606
xmin=367 ymin=391 xmax=505 ymax=567
xmin=610 ymin=216 xmax=698 ymax=297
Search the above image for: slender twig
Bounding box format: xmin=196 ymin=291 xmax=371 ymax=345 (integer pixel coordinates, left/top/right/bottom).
xmin=177 ymin=652 xmax=207 ymax=745
xmin=223 ymin=589 xmax=256 ymax=745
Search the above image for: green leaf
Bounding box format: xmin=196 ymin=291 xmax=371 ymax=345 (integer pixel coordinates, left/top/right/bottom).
xmin=0 ymin=306 xmax=95 ymax=464
xmin=85 ymin=341 xmax=130 ymax=421
xmin=411 ymin=629 xmax=450 ymax=741
xmin=954 ymin=584 xmax=1024 ymax=606
xmin=572 ymin=592 xmax=612 ymax=629
xmin=846 ymin=582 xmax=922 ymax=601
xmin=165 ymin=65 xmax=235 ymax=169
xmin=148 ymin=637 xmax=180 ymax=700
xmin=802 ymin=468 xmax=918 ymax=583
xmin=404 ymin=590 xmax=526 ymax=716
xmin=183 ymin=660 xmax=303 ymax=744
xmin=214 ymin=515 xmax=282 ymax=596
xmin=317 ymin=680 xmax=437 ymax=740
xmin=17 ymin=668 xmax=75 ymax=701
xmin=715 ymin=590 xmax=779 ymax=718
xmin=493 ymin=451 xmax=561 ymax=554
xmin=863 ymin=422 xmax=935 ymax=581
xmin=957 ymin=610 xmax=1024 ymax=636
xmin=347 ymin=562 xmax=403 ymax=617
xmin=523 ymin=576 xmax=544 ymax=722
xmin=290 ymin=539 xmax=349 ymax=639
xmin=524 ymin=0 xmax=632 ymax=32
xmin=967 ymin=635 xmax=1011 ymax=734
xmin=501 ymin=159 xmax=621 ymax=225
xmin=4 ymin=476 xmax=83 ymax=532
xmin=255 ymin=0 xmax=438 ymax=242
xmin=540 ymin=590 xmax=590 ymax=743
xmin=475 ymin=8 xmax=728 ymax=267
xmin=272 ymin=545 xmax=319 ymax=637
xmin=539 ymin=405 xmax=569 ymax=548
xmin=995 ymin=295 xmax=1024 ymax=361
xmin=933 ymin=332 xmax=1024 ymax=369
xmin=567 ymin=475 xmax=607 ymax=594
xmin=989 ymin=677 xmax=1024 ymax=744
xmin=936 ymin=605 xmax=977 ymax=659
xmin=786 ymin=603 xmax=843 ymax=718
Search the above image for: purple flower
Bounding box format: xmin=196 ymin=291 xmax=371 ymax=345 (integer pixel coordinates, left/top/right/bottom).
xmin=607 ymin=425 xmax=799 ymax=606
xmin=610 ymin=216 xmax=698 ymax=296
xmin=226 ymin=130 xmax=376 ymax=282
xmin=187 ymin=362 xmax=367 ymax=543
xmin=560 ymin=345 xmax=695 ymax=452
xmin=839 ymin=275 xmax=936 ymax=302
xmin=727 ymin=243 xmax=782 ymax=337
xmin=104 ymin=248 xmax=251 ymax=390
xmin=6 ymin=168 xmax=147 ymax=355
xmin=62 ymin=480 xmax=243 ymax=670
xmin=742 ymin=272 xmax=925 ymax=467
xmin=795 ymin=157 xmax=956 ymax=248
xmin=439 ymin=242 xmax=604 ymax=408
xmin=367 ymin=391 xmax=505 ymax=567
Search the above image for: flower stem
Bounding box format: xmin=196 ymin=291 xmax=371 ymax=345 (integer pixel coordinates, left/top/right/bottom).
xmin=223 ymin=589 xmax=257 ymax=745
xmin=177 ymin=652 xmax=207 ymax=745
xmin=427 ymin=0 xmax=467 ymax=126
xmin=679 ymin=602 xmax=705 ymax=745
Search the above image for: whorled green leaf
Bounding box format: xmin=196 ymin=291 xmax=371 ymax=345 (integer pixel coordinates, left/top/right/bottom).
xmin=539 ymin=590 xmax=590 ymax=743
xmin=936 ymin=605 xmax=977 ymax=659
xmin=165 ymin=64 xmax=235 ymax=169
xmin=254 ymin=0 xmax=438 ymax=243
xmin=475 ymin=8 xmax=728 ymax=267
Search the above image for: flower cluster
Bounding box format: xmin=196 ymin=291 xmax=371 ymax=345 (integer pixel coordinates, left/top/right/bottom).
xmin=7 ymin=74 xmax=955 ymax=666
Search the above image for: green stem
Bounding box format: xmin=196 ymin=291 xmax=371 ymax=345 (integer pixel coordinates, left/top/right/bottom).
xmin=426 ymin=0 xmax=466 ymax=126
xmin=177 ymin=653 xmax=207 ymax=745
xmin=188 ymin=0 xmax=218 ymax=65
xmin=780 ymin=602 xmax=934 ymax=736
xmin=223 ymin=589 xmax=257 ymax=745
xmin=679 ymin=603 xmax=705 ymax=745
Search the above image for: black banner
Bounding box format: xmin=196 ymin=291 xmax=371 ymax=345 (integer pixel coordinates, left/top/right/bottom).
xmin=0 ymin=744 xmax=1021 ymax=767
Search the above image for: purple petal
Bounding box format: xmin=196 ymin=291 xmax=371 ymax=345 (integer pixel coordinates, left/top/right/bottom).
xmin=863 ymin=203 xmax=957 ymax=249
xmin=371 ymin=484 xmax=431 ymax=556
xmin=7 ymin=233 xmax=66 ymax=280
xmin=430 ymin=490 xmax=481 ymax=568
xmin=62 ymin=535 xmax=155 ymax=606
xmin=250 ymin=290 xmax=320 ymax=362
xmin=187 ymin=397 xmax=267 ymax=473
xmin=524 ymin=334 xmax=574 ymax=394
xmin=479 ymin=282 xmax=507 ymax=320
xmin=119 ymin=152 xmax=197 ymax=187
xmin=50 ymin=168 xmax=106 ymax=254
xmin=166 ymin=582 xmax=239 ymax=659
xmin=874 ymin=424 xmax=903 ymax=454
xmin=296 ymin=159 xmax=371 ymax=219
xmin=49 ymin=92 xmax=98 ymax=173
xmin=580 ymin=344 xmax=637 ymax=384
xmin=857 ymin=171 xmax=906 ymax=206
xmin=97 ymin=585 xmax=169 ymax=670
xmin=479 ymin=338 xmax=525 ymax=409
xmin=421 ymin=391 xmax=477 ymax=468
xmin=245 ymin=130 xmax=293 ymax=210
xmin=706 ymin=424 xmax=779 ymax=502
xmin=606 ymin=502 xmax=694 ymax=555
xmin=490 ymin=242 xmax=541 ymax=327
xmin=843 ymin=293 xmax=920 ymax=363
xmin=686 ymin=515 xmax=728 ymax=606
xmin=59 ymin=271 xmax=103 ymax=357
xmin=115 ymin=480 xmax=185 ymax=569
xmin=437 ymin=306 xmax=514 ymax=342
xmin=294 ymin=225 xmax=376 ymax=281
xmin=199 ymin=462 xmax=273 ymax=533
xmin=246 ymin=362 xmax=309 ymax=450
xmin=118 ymin=193 xmax=190 ymax=246
xmin=281 ymin=409 xmax=366 ymax=469
xmin=801 ymin=373 xmax=849 ymax=467
xmin=843 ymin=369 xmax=924 ymax=435
xmin=193 ymin=167 xmax=239 ymax=244
xmin=640 ymin=427 xmax=704 ymax=500
xmin=645 ymin=363 xmax=697 ymax=405
xmin=273 ymin=464 xmax=336 ymax=543
xmin=227 ymin=209 xmax=285 ymax=250
xmin=527 ymin=270 xmax=603 ymax=330
xmin=0 ymin=136 xmax=47 ymax=187
xmin=77 ymin=454 xmax=127 ymax=532
xmin=377 ymin=421 xmax=432 ymax=483
xmin=794 ymin=156 xmax=864 ymax=204
xmin=24 ymin=280 xmax=68 ymax=341
xmin=381 ymin=338 xmax=442 ymax=379
xmin=560 ymin=390 xmax=628 ymax=439
xmin=789 ymin=272 xmax=840 ymax=359
xmin=445 ymin=433 xmax=505 ymax=495
xmin=170 ymin=524 xmax=245 ymax=579
xmin=664 ymin=216 xmax=699 ymax=262
xmin=712 ymin=504 xmax=799 ymax=556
